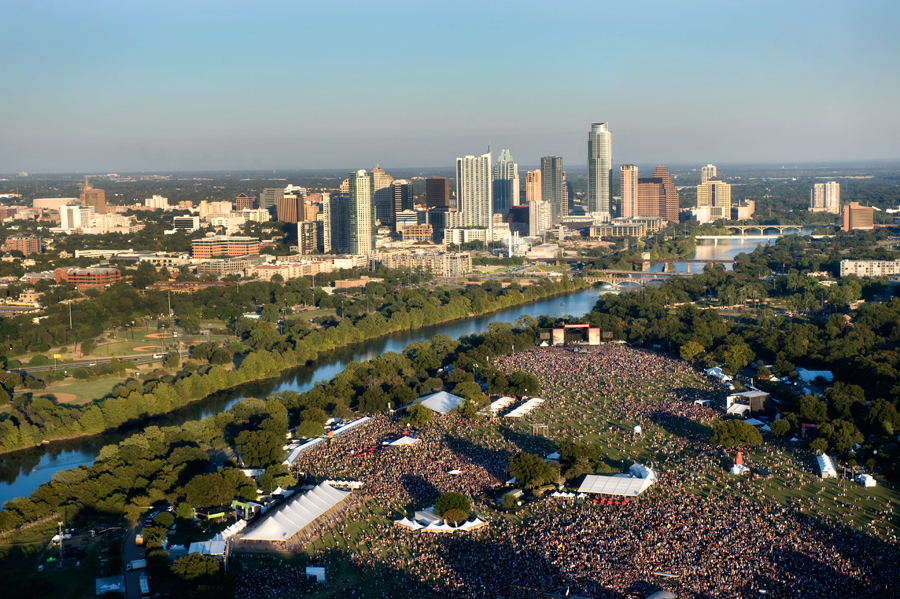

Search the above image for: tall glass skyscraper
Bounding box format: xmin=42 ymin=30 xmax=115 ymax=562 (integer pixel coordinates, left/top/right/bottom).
xmin=588 ymin=122 xmax=612 ymax=215
xmin=540 ymin=156 xmax=564 ymax=225
xmin=492 ymin=149 xmax=520 ymax=215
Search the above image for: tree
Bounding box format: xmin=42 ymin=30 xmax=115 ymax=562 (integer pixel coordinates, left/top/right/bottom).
xmin=508 ymin=452 xmax=559 ymax=489
xmin=81 ymin=340 xmax=97 ymax=356
xmin=235 ymin=428 xmax=286 ymax=467
xmin=164 ymin=352 xmax=180 ymax=369
xmin=769 ymin=419 xmax=791 ymax=438
xmin=709 ymin=420 xmax=763 ymax=447
xmin=435 ymin=492 xmax=471 ymax=525
xmin=172 ymin=553 xmax=221 ymax=582
xmin=403 ymin=403 xmax=433 ymax=427
xmin=680 ymin=341 xmax=705 ymax=364
xmin=819 ymin=419 xmax=864 ymax=454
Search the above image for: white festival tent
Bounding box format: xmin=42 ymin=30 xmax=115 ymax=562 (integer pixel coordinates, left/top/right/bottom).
xmin=817 ymin=453 xmax=838 ymax=479
xmin=394 ymin=517 xmax=423 ymax=530
xmin=578 ymin=463 xmax=658 ymax=497
xmin=188 ymin=540 xmax=226 ymax=555
xmin=388 ymin=436 xmax=421 ymax=447
xmin=417 ymin=391 xmax=466 ymax=414
xmin=505 ymin=398 xmax=545 ymax=418
xmin=242 ymin=482 xmax=350 ymax=542
xmin=704 ymin=367 xmax=732 ymax=382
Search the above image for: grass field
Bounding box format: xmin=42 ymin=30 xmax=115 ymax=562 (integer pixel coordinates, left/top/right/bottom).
xmin=36 ymin=378 xmax=122 ymax=405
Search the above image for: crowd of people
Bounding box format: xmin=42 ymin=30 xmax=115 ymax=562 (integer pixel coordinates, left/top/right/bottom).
xmin=233 ymin=345 xmax=900 ymax=598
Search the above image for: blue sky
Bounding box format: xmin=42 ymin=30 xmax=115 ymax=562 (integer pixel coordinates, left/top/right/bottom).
xmin=1 ymin=0 xmax=898 ymax=172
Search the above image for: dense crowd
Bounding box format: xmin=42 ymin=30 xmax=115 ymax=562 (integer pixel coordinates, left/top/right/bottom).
xmin=235 ymin=345 xmax=900 ymax=599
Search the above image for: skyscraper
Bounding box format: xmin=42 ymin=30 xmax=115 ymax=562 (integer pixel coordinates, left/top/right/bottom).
xmin=390 ymin=179 xmax=414 ymax=232
xmin=652 ymin=166 xmax=679 ymax=223
xmin=701 ymin=164 xmax=717 ymax=184
xmin=810 ymin=181 xmax=840 ymax=214
xmin=540 ymin=156 xmax=564 ymax=224
xmin=323 ymin=193 xmax=350 ymax=254
xmin=348 ymin=170 xmax=376 ymax=256
xmin=425 ymin=177 xmax=450 ymax=208
xmin=371 ymin=166 xmax=394 ymax=225
xmin=276 ymin=193 xmax=304 ymax=224
xmin=448 ymin=150 xmax=493 ymax=235
xmin=620 ymin=165 xmax=639 ymax=219
xmin=525 ymin=170 xmax=542 ymax=203
xmin=492 ymin=149 xmax=520 ymax=215
xmin=697 ymin=178 xmax=732 ymax=220
xmin=260 ymin=188 xmax=283 ymax=214
xmin=587 ymin=122 xmax=611 ymax=215
xmin=80 ymin=177 xmax=106 ymax=214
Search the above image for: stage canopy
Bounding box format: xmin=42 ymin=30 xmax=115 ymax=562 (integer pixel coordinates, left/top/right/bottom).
xmin=242 ymin=482 xmax=350 ymax=542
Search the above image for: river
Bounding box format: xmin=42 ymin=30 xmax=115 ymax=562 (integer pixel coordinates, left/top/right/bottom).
xmin=0 ymin=231 xmax=804 ymax=504
xmin=0 ymin=286 xmax=603 ymax=505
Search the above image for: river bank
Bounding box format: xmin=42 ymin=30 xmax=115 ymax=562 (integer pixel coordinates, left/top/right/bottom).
xmin=0 ymin=282 xmax=599 ymax=505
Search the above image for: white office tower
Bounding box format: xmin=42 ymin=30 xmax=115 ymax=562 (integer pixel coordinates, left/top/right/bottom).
xmin=492 ymin=149 xmax=520 ymax=215
xmin=348 ymin=170 xmax=376 ymax=256
xmin=620 ymin=165 xmax=638 ymax=219
xmin=701 ymin=164 xmax=717 ymax=184
xmin=60 ymin=205 xmax=94 ymax=231
xmin=810 ymin=181 xmax=840 ymax=214
xmin=449 ymin=149 xmax=493 ymax=238
xmin=587 ymin=122 xmax=612 ymax=215
xmin=697 ymin=178 xmax=732 ymax=220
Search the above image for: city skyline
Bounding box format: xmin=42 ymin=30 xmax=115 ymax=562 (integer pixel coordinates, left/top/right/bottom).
xmin=1 ymin=1 xmax=898 ymax=172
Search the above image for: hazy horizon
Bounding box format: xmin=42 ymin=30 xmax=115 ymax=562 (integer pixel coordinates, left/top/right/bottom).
xmin=2 ymin=1 xmax=898 ymax=173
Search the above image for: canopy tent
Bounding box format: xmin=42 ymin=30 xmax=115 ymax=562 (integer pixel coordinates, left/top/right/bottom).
xmin=329 ymin=416 xmax=373 ymax=437
xmin=726 ymin=403 xmax=751 ymax=416
xmin=482 ymin=396 xmax=516 ymax=416
xmin=817 ymin=453 xmax=838 ymax=479
xmin=414 ymin=508 xmax=443 ymax=526
xmin=546 ymin=452 xmax=561 ymax=461
xmin=704 ymin=367 xmax=732 ymax=382
xmin=188 ymin=540 xmax=226 ymax=555
xmin=578 ymin=463 xmax=658 ymax=497
xmin=457 ymin=518 xmax=487 ymax=531
xmin=422 ymin=522 xmax=455 ymax=533
xmin=394 ymin=517 xmax=423 ymax=530
xmin=241 ymin=483 xmax=350 ymax=542
xmin=323 ymin=480 xmax=364 ymax=489
xmin=505 ymin=398 xmax=545 ymax=418
xmin=744 ymin=418 xmax=765 ymax=426
xmin=551 ymin=491 xmax=576 ymax=498
xmin=416 ymin=391 xmax=466 ymax=414
xmin=857 ymin=474 xmax=876 ymax=487
xmin=796 ymin=368 xmax=833 ymax=384
xmin=284 ymin=438 xmax=324 ymax=466
xmin=388 ymin=435 xmax=420 ymax=446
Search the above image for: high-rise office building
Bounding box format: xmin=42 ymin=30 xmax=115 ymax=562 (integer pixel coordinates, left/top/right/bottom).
xmin=810 ymin=181 xmax=840 ymax=214
xmin=540 ymin=156 xmax=564 ymax=225
xmin=448 ymin=150 xmax=493 ymax=235
xmin=493 ymin=149 xmax=520 ymax=215
xmin=260 ymin=188 xmax=284 ymax=214
xmin=843 ymin=202 xmax=874 ymax=231
xmin=276 ymin=193 xmax=305 ymax=224
xmin=323 ymin=194 xmax=351 ymax=254
xmin=348 ymin=170 xmax=376 ymax=256
xmin=80 ymin=177 xmax=106 ymax=214
xmin=697 ymin=178 xmax=732 ymax=220
xmin=653 ymin=166 xmax=679 ymax=223
xmin=701 ymin=164 xmax=717 ymax=184
xmin=637 ymin=178 xmax=663 ymax=219
xmin=371 ymin=166 xmax=394 ymax=225
xmin=390 ymin=180 xmax=414 ymax=231
xmin=587 ymin=123 xmax=612 ymax=215
xmin=425 ymin=177 xmax=450 ymax=208
xmin=61 ymin=205 xmax=94 ymax=231
xmin=620 ymin=165 xmax=639 ymax=219
xmin=525 ymin=170 xmax=542 ymax=203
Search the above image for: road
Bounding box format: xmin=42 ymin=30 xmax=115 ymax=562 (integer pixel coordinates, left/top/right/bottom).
xmin=13 ymin=354 xmax=158 ymax=374
xmin=122 ymin=523 xmax=144 ymax=599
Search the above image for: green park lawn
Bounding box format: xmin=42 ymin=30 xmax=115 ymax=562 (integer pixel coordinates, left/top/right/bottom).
xmin=36 ymin=378 xmax=123 ymax=405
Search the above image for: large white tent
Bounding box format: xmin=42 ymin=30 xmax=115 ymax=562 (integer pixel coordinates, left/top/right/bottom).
xmin=817 ymin=454 xmax=837 ymax=479
xmin=241 ymin=482 xmax=350 ymax=542
xmin=578 ymin=463 xmax=658 ymax=497
xmin=416 ymin=391 xmax=466 ymax=414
